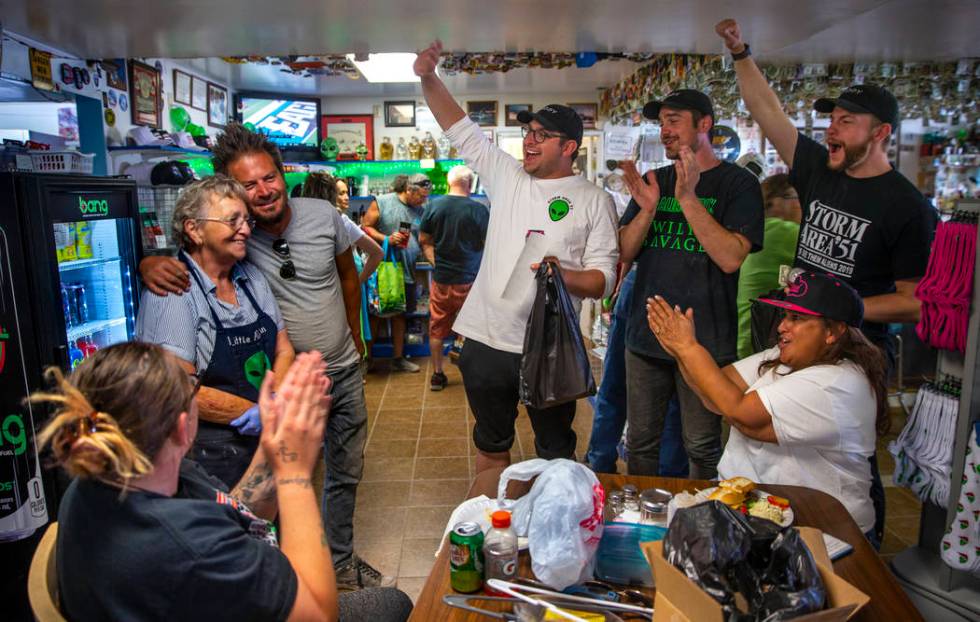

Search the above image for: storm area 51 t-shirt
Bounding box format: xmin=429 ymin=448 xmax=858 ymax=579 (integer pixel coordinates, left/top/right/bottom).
xmin=621 ymin=161 xmax=764 ymax=363
xmin=789 ymin=133 xmax=936 ymax=340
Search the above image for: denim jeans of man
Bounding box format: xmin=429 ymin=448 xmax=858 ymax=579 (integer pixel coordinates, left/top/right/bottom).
xmin=625 ymin=349 xmax=722 ymax=479
xmin=586 ymin=270 xmax=689 ymax=475
xmin=321 ymin=361 xmax=368 ymax=566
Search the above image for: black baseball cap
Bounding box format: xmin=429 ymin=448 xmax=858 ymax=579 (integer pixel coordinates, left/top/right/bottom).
xmin=756 ymin=271 xmax=864 ymax=327
xmin=516 ymin=105 xmax=584 ymax=146
xmin=814 ymin=83 xmax=899 ymax=128
xmin=643 ymin=89 xmax=714 ymax=121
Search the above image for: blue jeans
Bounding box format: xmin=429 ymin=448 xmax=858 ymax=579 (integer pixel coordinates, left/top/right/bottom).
xmin=586 ymin=271 xmax=688 ymax=476
xmin=322 ymin=361 xmax=368 ymax=566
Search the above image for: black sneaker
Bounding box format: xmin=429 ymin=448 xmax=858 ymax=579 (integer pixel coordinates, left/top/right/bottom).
xmin=334 ymin=555 xmax=395 ymax=591
xmin=430 ymin=371 xmax=448 ymax=391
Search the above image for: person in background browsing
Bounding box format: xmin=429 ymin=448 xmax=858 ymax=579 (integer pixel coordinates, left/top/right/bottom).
xmin=418 ymin=165 xmax=489 ymax=391
xmin=136 ymin=176 xmax=295 ymax=489
xmin=716 ymin=17 xmax=936 ymax=545
xmin=360 ymin=173 xmax=432 ymax=373
xmin=647 ymin=272 xmax=887 ymax=543
xmin=736 ymin=174 xmax=801 ymax=359
xmin=414 ymin=41 xmax=619 ymax=473
xmin=139 ymin=124 xmax=386 ymax=591
xmin=36 ymin=344 xmax=413 ymax=621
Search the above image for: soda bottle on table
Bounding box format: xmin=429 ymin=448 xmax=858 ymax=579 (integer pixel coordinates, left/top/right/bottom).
xmin=483 ymin=510 xmax=518 ymax=594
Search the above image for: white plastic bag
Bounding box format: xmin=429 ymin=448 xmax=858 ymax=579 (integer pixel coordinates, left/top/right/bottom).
xmin=497 ymin=459 xmax=605 ymax=589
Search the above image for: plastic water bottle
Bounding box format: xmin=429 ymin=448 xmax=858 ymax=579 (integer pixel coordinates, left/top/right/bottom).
xmin=483 ymin=510 xmax=518 ymax=594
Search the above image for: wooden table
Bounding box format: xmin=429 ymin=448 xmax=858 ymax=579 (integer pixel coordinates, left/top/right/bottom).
xmin=409 ymin=469 xmax=923 ymax=621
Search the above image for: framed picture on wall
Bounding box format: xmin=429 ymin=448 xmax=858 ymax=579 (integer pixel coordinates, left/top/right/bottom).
xmin=504 ymin=103 xmax=531 ymax=126
xmin=172 ymin=69 xmax=192 ymax=106
xmin=467 ymin=100 xmax=498 ymax=126
xmin=384 ymin=101 xmax=416 ymax=127
xmin=568 ymin=102 xmax=598 ymax=129
xmin=191 ymin=76 xmax=208 ymax=111
xmin=207 ymin=82 xmax=229 ymax=128
xmin=102 ymin=59 xmax=127 ymax=91
xmin=128 ymin=60 xmax=162 ymax=128
xmin=322 ymin=114 xmax=374 ymax=160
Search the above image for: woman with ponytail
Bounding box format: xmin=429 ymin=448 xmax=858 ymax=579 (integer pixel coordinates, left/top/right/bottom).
xmin=36 ymin=342 xmax=412 ymax=622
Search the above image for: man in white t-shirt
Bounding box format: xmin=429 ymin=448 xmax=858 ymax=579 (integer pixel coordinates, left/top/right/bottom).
xmin=414 ymin=41 xmax=619 ymax=473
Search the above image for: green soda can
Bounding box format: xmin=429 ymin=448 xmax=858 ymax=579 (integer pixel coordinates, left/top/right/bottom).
xmin=449 ymin=521 xmax=485 ymax=593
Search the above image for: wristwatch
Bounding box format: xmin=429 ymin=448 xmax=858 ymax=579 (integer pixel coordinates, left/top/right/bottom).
xmin=731 ymin=43 xmax=751 ymax=61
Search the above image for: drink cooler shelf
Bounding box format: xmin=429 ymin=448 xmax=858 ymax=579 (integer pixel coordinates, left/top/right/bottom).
xmin=58 ymin=256 xmax=122 ymax=272
xmin=67 ymin=317 xmax=127 ymax=342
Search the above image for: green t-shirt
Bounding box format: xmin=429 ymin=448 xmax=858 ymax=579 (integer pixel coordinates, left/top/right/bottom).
xmin=736 ymin=217 xmax=800 ymax=359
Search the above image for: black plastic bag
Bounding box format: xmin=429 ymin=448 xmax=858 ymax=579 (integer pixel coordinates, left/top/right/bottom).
xmin=750 ymin=288 xmax=785 ymax=354
xmin=756 ymin=529 xmax=826 ymax=621
xmin=519 ymin=263 xmax=596 ymax=409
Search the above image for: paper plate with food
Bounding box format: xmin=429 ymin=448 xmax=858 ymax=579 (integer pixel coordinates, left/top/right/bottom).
xmin=693 ymin=477 xmax=794 ymax=527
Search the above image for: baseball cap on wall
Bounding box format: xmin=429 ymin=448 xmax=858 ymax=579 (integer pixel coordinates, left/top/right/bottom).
xmin=643 ymin=89 xmax=714 ymax=121
xmin=813 ymin=83 xmax=899 ymax=127
xmin=516 ymin=105 xmax=584 ymax=146
xmin=756 ymin=271 xmax=864 ymax=327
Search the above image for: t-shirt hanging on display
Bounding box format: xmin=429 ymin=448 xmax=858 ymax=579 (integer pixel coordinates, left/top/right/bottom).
xmin=621 ymin=162 xmax=764 ymax=363
xmin=788 ymin=134 xmax=937 ymax=340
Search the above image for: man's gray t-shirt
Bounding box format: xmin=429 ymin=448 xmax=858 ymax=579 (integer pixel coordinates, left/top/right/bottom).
xmin=246 ymin=198 xmax=358 ymax=369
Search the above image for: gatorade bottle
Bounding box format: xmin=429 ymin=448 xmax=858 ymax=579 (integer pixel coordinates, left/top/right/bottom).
xmin=483 ymin=510 xmax=518 ymax=594
xmin=68 ymin=340 xmax=85 ymax=370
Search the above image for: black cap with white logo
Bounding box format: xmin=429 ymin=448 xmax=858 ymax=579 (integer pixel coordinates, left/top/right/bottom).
xmin=516 ymin=105 xmax=584 ymax=146
xmin=814 ymin=83 xmax=899 ymax=128
xmin=643 ymin=89 xmax=715 ymax=121
xmin=756 ymin=271 xmax=864 ymax=327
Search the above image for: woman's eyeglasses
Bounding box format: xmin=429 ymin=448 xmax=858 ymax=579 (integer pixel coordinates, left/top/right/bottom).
xmin=195 ymin=215 xmax=256 ymax=231
xmin=272 ymin=238 xmax=296 ymax=280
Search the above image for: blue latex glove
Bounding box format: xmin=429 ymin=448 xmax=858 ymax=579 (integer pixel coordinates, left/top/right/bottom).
xmin=230 ymin=404 xmax=262 ymax=436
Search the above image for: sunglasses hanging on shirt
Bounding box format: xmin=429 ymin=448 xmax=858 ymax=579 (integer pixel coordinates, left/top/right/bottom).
xmin=272 ymin=238 xmax=296 ymax=280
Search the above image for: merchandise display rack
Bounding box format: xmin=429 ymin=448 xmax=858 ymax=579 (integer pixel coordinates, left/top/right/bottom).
xmin=891 ymin=198 xmax=980 ymax=621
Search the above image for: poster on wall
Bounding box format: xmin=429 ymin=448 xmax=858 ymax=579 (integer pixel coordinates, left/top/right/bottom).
xmin=505 ymin=104 xmax=531 ymax=126
xmin=207 ymin=82 xmax=229 ymax=128
xmin=191 ymin=76 xmax=208 ymax=111
xmin=29 ymin=48 xmax=54 ymax=91
xmin=129 ymin=60 xmax=162 ymax=128
xmin=173 ymin=69 xmax=192 ymax=106
xmin=102 ymin=59 xmax=127 ymax=91
xmin=467 ymin=100 xmax=497 ymax=126
xmin=568 ymin=103 xmax=597 ymax=129
xmin=322 ymin=115 xmax=374 ymax=160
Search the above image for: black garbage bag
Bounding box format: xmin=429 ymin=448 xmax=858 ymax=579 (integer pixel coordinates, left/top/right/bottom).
xmin=756 ymin=529 xmax=826 ymax=621
xmin=663 ymin=502 xmax=753 ymax=609
xmin=750 ymin=288 xmax=785 ymax=354
xmin=519 ymin=262 xmax=596 ymax=409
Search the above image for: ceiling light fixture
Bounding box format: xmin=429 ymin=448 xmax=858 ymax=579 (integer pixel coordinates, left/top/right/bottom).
xmin=347 ymin=53 xmax=421 ymax=83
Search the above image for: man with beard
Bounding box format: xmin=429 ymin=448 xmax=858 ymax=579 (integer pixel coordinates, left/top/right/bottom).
xmin=139 ymin=124 xmax=391 ymax=590
xmin=413 ymin=41 xmax=619 ymax=474
xmin=716 ymin=18 xmax=936 ymax=548
xmin=618 ymin=90 xmax=764 ymax=479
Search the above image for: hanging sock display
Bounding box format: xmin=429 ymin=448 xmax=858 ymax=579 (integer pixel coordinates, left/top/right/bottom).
xmin=889 ymin=377 xmax=962 ymax=506
xmin=941 ymin=422 xmax=980 ymax=574
xmin=915 ymin=212 xmax=978 ymax=353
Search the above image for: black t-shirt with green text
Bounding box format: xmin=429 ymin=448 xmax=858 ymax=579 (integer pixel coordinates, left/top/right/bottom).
xmin=621 ymin=161 xmax=764 ymax=363
xmin=789 ymin=133 xmax=936 ymax=342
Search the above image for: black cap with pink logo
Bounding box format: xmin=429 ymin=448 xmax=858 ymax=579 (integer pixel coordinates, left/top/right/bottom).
xmin=756 ymin=271 xmax=864 ymax=327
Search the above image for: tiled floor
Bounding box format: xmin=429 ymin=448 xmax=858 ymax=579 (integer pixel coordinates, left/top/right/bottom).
xmin=350 ymin=356 xmax=923 ymax=602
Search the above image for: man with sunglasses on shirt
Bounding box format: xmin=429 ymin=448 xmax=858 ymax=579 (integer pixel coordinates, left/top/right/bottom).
xmin=139 ymin=123 xmax=390 ymax=591
xmin=413 ymin=41 xmax=619 ymax=474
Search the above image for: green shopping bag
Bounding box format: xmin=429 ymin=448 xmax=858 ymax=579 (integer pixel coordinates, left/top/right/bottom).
xmin=374 ymin=237 xmax=406 ymax=317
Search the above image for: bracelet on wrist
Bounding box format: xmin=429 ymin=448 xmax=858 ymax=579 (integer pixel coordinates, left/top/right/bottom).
xmin=731 ymin=43 xmax=751 ymax=61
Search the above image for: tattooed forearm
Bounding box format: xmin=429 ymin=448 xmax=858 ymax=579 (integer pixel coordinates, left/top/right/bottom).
xmin=277 ymin=477 xmax=313 ymax=488
xmin=232 ymin=463 xmax=273 ymax=502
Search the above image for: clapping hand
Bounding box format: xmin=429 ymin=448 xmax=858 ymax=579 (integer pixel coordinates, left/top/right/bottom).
xmin=646 ymin=295 xmax=698 ymax=357
xmin=674 ymin=147 xmax=701 ymax=200
xmin=620 ymin=161 xmax=660 ymax=214
xmin=414 ymin=40 xmax=443 ymax=77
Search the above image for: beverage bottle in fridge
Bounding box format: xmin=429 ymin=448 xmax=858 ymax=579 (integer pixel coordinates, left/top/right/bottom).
xmin=68 ymin=340 xmax=85 ymax=370
xmin=61 ymin=223 xmax=78 ymax=262
xmin=483 ymin=510 xmax=518 ymax=594
xmin=60 ymin=283 xmax=73 ymax=328
xmin=80 ymin=337 xmax=99 ymax=358
xmin=53 ymin=223 xmax=69 ymax=262
xmin=74 ymin=283 xmax=88 ymax=324
xmin=76 ymin=221 xmax=94 ymax=259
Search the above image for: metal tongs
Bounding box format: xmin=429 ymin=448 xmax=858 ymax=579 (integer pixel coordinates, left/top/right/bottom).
xmin=443 ymin=594 xmax=628 ymax=621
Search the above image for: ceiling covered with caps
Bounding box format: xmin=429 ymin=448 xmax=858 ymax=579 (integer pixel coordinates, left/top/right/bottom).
xmin=2 ymin=0 xmax=979 ymax=97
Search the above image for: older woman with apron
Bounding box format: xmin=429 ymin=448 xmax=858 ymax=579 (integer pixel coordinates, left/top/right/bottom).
xmin=137 ymin=176 xmax=295 ymax=487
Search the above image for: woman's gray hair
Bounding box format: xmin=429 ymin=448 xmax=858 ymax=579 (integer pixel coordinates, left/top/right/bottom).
xmin=172 ymin=175 xmax=250 ymax=249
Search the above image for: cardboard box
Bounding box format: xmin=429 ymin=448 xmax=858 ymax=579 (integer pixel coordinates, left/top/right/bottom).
xmin=642 ymin=527 xmax=869 ymax=622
